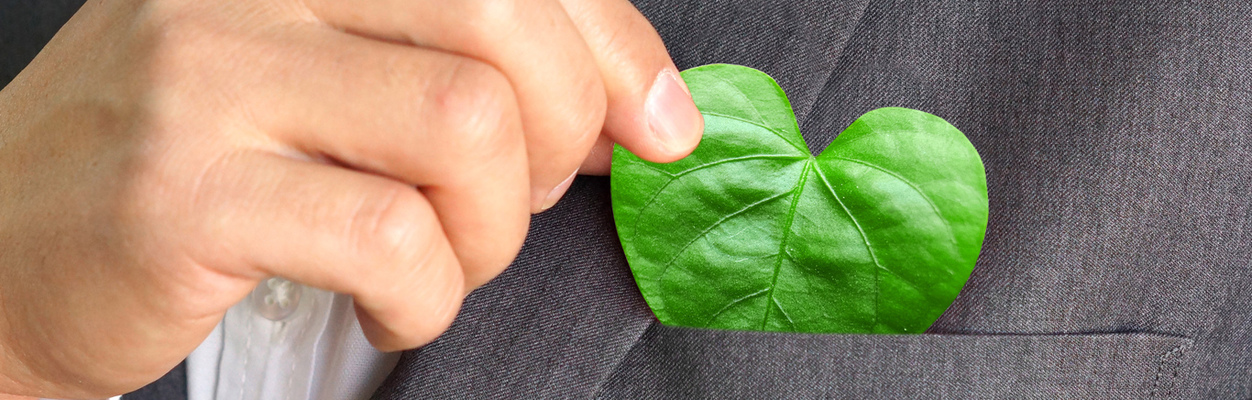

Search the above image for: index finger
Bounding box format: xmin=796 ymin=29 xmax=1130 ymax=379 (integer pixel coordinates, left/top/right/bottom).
xmin=303 ymin=0 xmax=608 ymax=212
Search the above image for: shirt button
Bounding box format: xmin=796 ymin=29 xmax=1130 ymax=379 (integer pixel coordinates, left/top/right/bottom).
xmin=251 ymin=277 xmax=303 ymax=321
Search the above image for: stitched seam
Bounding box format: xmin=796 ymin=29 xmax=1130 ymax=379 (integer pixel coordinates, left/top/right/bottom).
xmin=239 ymin=306 xmax=253 ymax=399
xmin=284 ymin=303 xmax=305 ymax=400
xmin=1150 ymin=338 xmax=1193 ymax=399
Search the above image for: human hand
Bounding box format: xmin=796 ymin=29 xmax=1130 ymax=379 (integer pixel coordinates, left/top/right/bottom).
xmin=0 ymin=0 xmax=701 ymax=397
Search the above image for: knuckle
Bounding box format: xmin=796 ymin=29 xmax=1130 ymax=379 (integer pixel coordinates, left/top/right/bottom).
xmin=381 ymin=262 xmax=466 ymax=350
xmin=131 ymin=1 xmax=281 ymax=121
xmin=563 ymin=68 xmax=608 ymax=146
xmin=135 ymin=6 xmax=216 ymax=83
xmin=350 ymin=188 xmax=467 ymax=349
xmin=432 ymin=59 xmax=522 ymax=163
xmin=348 ymin=186 xmax=433 ymax=267
xmin=460 ymin=0 xmax=525 ymax=40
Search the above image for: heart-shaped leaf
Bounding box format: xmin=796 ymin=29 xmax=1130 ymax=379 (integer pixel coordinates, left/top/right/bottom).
xmin=611 ymin=64 xmax=987 ymax=334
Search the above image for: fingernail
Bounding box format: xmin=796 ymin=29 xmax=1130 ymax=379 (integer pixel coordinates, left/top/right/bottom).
xmin=541 ymin=169 xmax=579 ymax=211
xmin=645 ymin=69 xmax=703 ymax=154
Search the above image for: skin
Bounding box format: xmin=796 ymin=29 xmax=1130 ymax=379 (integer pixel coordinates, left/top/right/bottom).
xmin=0 ymin=0 xmax=703 ymax=398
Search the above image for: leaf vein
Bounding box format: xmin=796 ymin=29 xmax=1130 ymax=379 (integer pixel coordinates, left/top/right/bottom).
xmin=650 ymin=190 xmax=793 ymax=283
xmin=703 ymin=287 xmax=770 ymax=327
xmin=703 ymin=112 xmax=809 ymax=156
xmin=878 ymin=266 xmax=935 ymax=301
xmin=812 ymin=167 xmax=882 ymax=330
xmin=629 ymin=155 xmax=807 ymax=248
xmin=706 ymin=73 xmax=768 ymax=123
xmin=633 ymin=160 xmax=675 ymax=177
xmin=761 ymin=160 xmax=812 ymax=330
xmin=823 ymin=155 xmax=955 ymax=240
xmin=773 ymin=297 xmax=797 ymax=329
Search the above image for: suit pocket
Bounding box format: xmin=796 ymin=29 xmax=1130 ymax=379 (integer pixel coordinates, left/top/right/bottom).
xmin=595 ymin=322 xmax=1192 ymax=400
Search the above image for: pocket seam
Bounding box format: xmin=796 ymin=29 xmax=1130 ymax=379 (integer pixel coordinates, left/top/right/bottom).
xmin=598 ymin=324 xmax=1189 ymax=399
xmin=1150 ymin=338 xmax=1194 ymax=399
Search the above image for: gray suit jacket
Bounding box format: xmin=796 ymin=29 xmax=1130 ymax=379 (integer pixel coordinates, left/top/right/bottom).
xmin=5 ymin=0 xmax=1250 ymax=398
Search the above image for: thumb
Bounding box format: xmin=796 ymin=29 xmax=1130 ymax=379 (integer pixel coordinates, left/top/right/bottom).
xmin=562 ymin=0 xmax=704 ymax=175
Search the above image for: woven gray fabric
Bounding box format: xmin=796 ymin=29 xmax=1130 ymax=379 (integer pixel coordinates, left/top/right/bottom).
xmin=3 ymin=0 xmax=1250 ymax=399
xmin=0 ymin=0 xmax=83 ymax=85
xmin=376 ymin=1 xmax=1252 ymax=398
xmin=120 ymin=362 xmax=186 ymax=400
xmin=600 ymin=327 xmax=1189 ymax=398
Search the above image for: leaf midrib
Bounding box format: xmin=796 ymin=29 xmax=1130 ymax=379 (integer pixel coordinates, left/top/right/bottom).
xmin=633 ymin=122 xmax=952 ymax=330
xmin=760 ymin=159 xmax=812 ymax=330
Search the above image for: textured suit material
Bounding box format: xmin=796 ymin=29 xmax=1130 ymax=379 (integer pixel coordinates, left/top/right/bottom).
xmin=122 ymin=362 xmax=188 ymax=400
xmin=375 ymin=1 xmax=1252 ymax=398
xmin=2 ymin=0 xmax=1249 ymax=399
xmin=0 ymin=0 xmax=83 ymax=85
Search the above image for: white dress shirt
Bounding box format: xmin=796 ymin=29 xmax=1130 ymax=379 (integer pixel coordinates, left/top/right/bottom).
xmin=183 ymin=279 xmax=399 ymax=400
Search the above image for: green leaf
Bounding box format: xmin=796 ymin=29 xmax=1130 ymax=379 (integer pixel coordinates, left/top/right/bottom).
xmin=611 ymin=64 xmax=988 ymax=334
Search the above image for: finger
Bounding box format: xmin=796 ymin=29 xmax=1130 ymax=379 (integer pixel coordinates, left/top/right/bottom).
xmin=198 ymin=152 xmax=468 ymax=350
xmin=560 ymin=0 xmax=704 ymax=164
xmin=579 ymin=134 xmax=614 ymax=175
xmin=303 ymin=0 xmax=608 ymax=212
xmin=243 ymin=27 xmax=530 ymax=286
